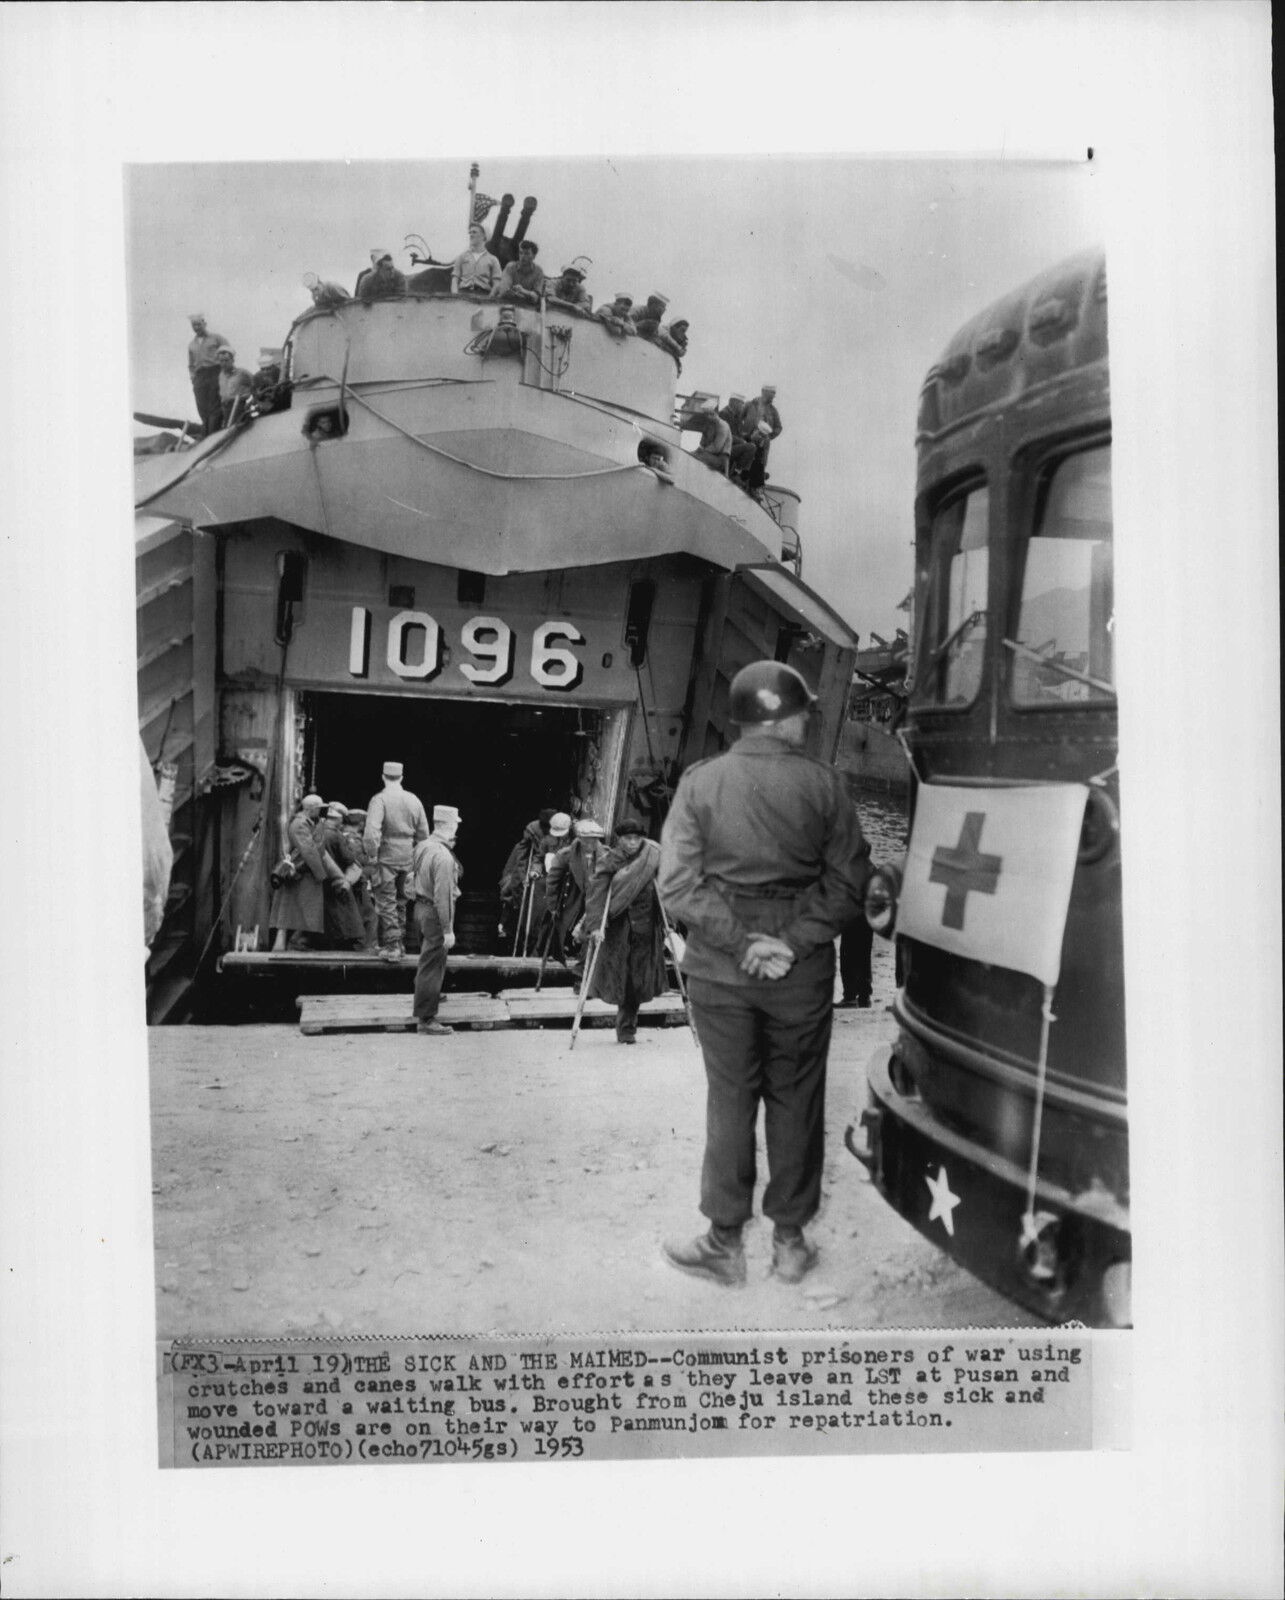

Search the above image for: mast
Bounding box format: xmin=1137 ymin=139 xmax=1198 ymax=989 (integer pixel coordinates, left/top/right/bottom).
xmin=467 ymin=162 xmax=479 ymax=231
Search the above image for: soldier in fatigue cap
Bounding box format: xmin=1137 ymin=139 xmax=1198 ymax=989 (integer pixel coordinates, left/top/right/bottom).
xmin=658 ymin=660 xmax=871 ymax=1288
xmin=363 ymin=763 xmax=429 ymax=960
xmin=411 ymin=806 xmax=463 ymax=1035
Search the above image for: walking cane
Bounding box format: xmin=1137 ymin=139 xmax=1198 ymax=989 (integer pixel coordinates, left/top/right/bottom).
xmin=568 ymin=883 xmax=612 ymax=1052
xmin=519 ymin=855 xmax=540 ymax=958
xmin=511 ymin=841 xmax=535 ymax=957
xmin=655 ymin=892 xmax=699 ymax=1045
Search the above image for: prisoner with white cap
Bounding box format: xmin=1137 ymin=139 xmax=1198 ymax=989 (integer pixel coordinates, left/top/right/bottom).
xmin=545 ymin=816 xmax=608 ymax=970
xmin=411 ymin=803 xmax=463 ymax=1034
xmin=362 ymin=762 xmax=429 ymax=960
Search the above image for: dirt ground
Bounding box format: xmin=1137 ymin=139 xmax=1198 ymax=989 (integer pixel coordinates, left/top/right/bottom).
xmin=150 ymin=936 xmax=1019 ymax=1339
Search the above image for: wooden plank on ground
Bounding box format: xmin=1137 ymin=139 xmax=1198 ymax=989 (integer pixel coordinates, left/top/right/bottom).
xmin=298 ymin=994 xmax=511 ymax=1036
xmin=500 ymin=992 xmax=687 ymax=1028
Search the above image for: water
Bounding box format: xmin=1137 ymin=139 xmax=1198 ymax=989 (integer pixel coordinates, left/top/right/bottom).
xmin=852 ymin=791 xmax=909 ymax=863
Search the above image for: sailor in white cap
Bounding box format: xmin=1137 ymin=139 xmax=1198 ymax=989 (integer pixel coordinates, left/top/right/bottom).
xmin=595 ymin=292 xmax=637 ymax=337
xmin=719 ymin=391 xmax=757 ymax=483
xmin=305 ymin=272 xmax=350 ymax=310
xmin=215 ymin=344 xmax=253 ymax=431
xmin=355 ymin=247 xmax=406 ymax=303
xmin=549 ymin=260 xmax=592 ymax=310
xmin=270 ymin=792 xmax=346 ymax=951
xmin=250 ymin=347 xmax=284 ymax=413
xmin=411 ymin=804 xmax=464 ymax=1034
xmin=741 ymin=384 xmax=783 ymax=488
xmin=629 ymin=292 xmax=670 ymax=339
xmin=187 ymin=312 xmax=230 ymax=436
xmin=362 ymin=762 xmax=429 ymax=960
xmin=682 ymin=393 xmax=733 ymax=475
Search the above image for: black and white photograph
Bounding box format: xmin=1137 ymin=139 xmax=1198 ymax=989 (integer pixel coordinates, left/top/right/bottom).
xmin=132 ymin=151 xmax=1122 ymax=1350
xmin=3 ymin=2 xmax=1280 ymax=1595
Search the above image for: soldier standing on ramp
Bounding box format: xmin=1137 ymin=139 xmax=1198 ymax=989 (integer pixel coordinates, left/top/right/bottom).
xmin=363 ymin=761 xmax=429 ymax=961
xmin=657 ymin=660 xmax=871 ymax=1286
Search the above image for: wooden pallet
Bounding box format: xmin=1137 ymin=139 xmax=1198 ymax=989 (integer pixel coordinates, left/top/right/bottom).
xmin=298 ymin=990 xmax=689 ymax=1036
xmin=298 ymin=992 xmax=509 ymax=1036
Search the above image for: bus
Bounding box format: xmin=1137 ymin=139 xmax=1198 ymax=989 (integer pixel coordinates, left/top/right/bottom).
xmin=848 ymin=247 xmax=1129 ymax=1326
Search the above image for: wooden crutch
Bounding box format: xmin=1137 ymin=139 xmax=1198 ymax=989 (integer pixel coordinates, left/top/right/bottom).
xmin=568 ymin=882 xmax=612 ymax=1051
xmin=654 ymin=891 xmax=699 ymax=1045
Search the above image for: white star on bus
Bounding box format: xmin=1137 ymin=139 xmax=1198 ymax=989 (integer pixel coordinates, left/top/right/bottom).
xmin=924 ymin=1165 xmax=961 ymax=1236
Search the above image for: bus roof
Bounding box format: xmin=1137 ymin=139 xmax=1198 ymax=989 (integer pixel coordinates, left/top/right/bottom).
xmin=916 ymin=247 xmax=1108 ymax=444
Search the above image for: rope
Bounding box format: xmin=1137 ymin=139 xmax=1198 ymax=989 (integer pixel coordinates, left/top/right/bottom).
xmin=1022 ymin=987 xmax=1057 ymax=1223
xmin=322 ymin=379 xmax=642 ymax=484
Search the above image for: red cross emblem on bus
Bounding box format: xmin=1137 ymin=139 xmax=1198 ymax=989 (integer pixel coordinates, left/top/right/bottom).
xmin=929 ymin=811 xmax=1002 ymax=930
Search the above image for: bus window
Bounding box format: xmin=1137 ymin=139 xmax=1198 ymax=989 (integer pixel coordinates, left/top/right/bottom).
xmin=1009 ymin=443 xmax=1114 ymax=706
xmin=919 ymin=484 xmax=989 ymax=706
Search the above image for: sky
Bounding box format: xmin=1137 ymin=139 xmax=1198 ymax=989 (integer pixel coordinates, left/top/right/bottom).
xmin=126 ymin=155 xmax=1100 ymax=643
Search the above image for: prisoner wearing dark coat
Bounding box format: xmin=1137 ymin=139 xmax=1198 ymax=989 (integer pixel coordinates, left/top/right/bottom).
xmin=319 ymin=815 xmax=368 ymax=945
xmin=545 ymin=833 xmax=605 ymax=958
xmin=269 ymin=808 xmax=332 ymax=934
xmin=583 ymin=834 xmax=667 ymax=1039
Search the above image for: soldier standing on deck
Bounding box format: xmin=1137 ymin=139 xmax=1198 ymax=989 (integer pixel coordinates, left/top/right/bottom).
xmin=657 ymin=660 xmax=871 ymax=1286
xmin=363 ymin=761 xmax=429 ymax=961
xmin=187 ymin=313 xmax=228 ymax=437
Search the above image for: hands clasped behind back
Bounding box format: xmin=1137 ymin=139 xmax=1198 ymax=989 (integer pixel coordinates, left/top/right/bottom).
xmin=739 ymin=934 xmax=796 ymax=980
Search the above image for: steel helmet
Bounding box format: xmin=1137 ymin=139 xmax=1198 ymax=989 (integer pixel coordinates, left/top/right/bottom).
xmin=728 ymin=660 xmax=817 ymax=725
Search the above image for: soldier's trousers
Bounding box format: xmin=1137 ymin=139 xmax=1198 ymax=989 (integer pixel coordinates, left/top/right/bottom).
xmin=687 ymin=959 xmax=834 ymax=1230
xmin=839 ymin=917 xmax=873 ymax=1001
xmin=413 ymin=903 xmax=448 ymax=1022
xmin=371 ymin=865 xmax=411 ymax=950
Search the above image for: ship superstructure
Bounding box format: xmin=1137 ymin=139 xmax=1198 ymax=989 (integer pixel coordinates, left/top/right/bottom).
xmin=135 ymin=171 xmax=859 ymax=1018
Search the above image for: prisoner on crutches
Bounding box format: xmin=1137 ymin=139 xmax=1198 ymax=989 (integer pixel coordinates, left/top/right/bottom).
xmin=654 ymin=890 xmax=699 ymax=1045
xmin=568 ymin=882 xmax=612 ymax=1051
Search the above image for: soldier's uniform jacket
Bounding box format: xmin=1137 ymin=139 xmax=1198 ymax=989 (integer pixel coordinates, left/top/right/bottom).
xmin=658 ymin=733 xmax=871 ymax=986
xmin=363 ymin=785 xmax=429 ymax=869
xmin=411 ymin=835 xmax=462 ymax=934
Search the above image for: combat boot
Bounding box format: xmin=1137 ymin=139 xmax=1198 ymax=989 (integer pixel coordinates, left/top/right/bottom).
xmin=770 ymin=1226 xmax=818 ymax=1284
xmin=662 ymin=1225 xmax=746 ymax=1288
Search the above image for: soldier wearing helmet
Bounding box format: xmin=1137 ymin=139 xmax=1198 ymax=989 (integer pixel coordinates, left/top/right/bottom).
xmin=657 ymin=659 xmax=871 ymax=1288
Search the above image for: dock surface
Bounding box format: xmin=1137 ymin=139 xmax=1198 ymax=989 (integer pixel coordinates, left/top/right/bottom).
xmin=150 ymin=937 xmax=1017 ymax=1340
